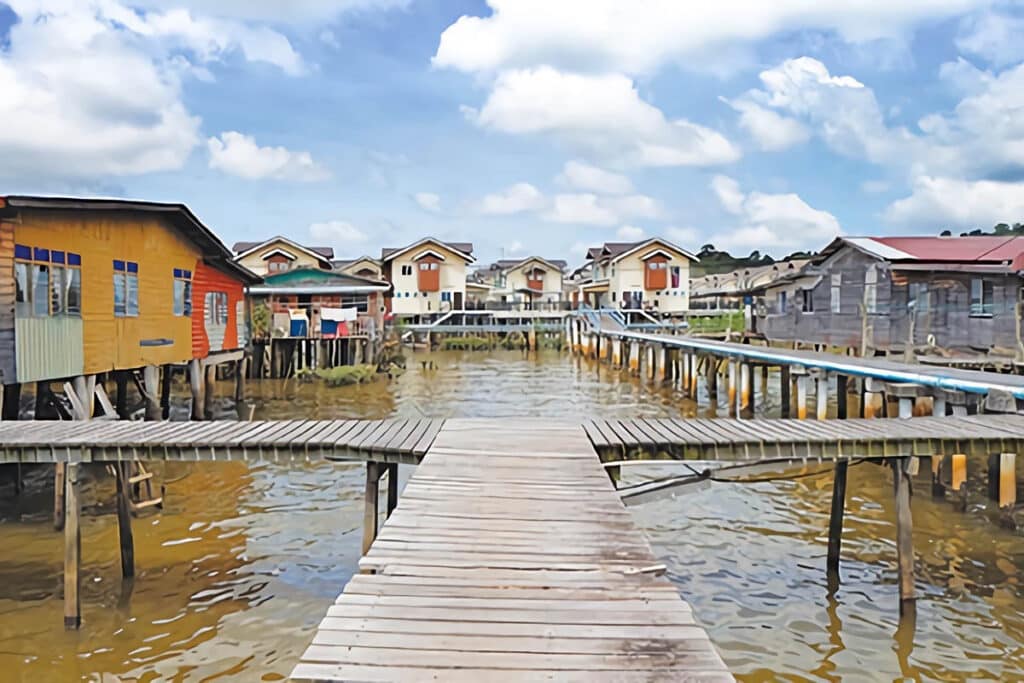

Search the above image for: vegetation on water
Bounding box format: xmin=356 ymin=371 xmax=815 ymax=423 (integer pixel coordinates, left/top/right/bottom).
xmin=687 ymin=311 xmax=745 ymax=335
xmin=438 ymin=332 xmax=565 ymax=351
xmin=296 ymin=364 xmax=380 ymax=386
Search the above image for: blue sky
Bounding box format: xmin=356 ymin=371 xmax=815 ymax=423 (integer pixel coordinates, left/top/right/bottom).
xmin=1 ymin=1 xmax=1023 ymax=265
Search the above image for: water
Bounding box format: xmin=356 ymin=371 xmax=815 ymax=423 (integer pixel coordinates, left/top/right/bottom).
xmin=1 ymin=349 xmax=1023 ymax=681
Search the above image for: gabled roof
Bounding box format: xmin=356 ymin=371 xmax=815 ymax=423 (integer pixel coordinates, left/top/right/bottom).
xmin=583 ymin=238 xmax=698 ymax=264
xmin=334 ymin=255 xmax=381 ymax=271
xmin=0 ymin=195 xmax=260 ymax=284
xmin=482 ymin=256 xmax=568 ymax=273
xmin=818 ymin=235 xmax=1024 ymax=269
xmin=381 ymin=237 xmax=475 ymax=263
xmin=233 ymin=236 xmax=334 ymax=263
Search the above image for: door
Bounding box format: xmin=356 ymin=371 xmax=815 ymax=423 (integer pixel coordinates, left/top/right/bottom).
xmin=453 ymin=292 xmax=463 ymax=310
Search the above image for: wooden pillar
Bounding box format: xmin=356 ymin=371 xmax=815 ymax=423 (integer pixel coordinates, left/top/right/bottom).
xmin=893 ymin=458 xmax=916 ymax=609
xmin=160 ymin=365 xmax=173 ymax=419
xmin=706 ymin=358 xmax=718 ymax=401
xmin=203 ymin=363 xmax=216 ymax=419
xmin=988 ymin=453 xmax=1017 ymax=529
xmin=628 ymin=341 xmax=640 ymax=375
xmin=362 ymin=462 xmax=382 ymax=559
xmin=815 ymin=374 xmax=829 ymax=420
xmin=114 ymin=372 xmax=130 ymax=420
xmin=741 ymin=363 xmax=754 ymax=418
xmin=727 ymin=360 xmax=737 ymax=418
xmin=689 ymin=355 xmax=699 ymax=399
xmin=951 ymin=453 xmax=968 ymax=512
xmin=655 ymin=345 xmax=666 ymax=383
xmin=682 ymin=352 xmax=691 ymax=397
xmin=142 ymin=364 xmax=161 ymax=421
xmin=898 ymin=396 xmax=913 ymax=420
xmin=234 ymin=358 xmax=246 ymax=403
xmin=189 ymin=359 xmax=205 ymax=421
xmin=386 ymin=463 xmax=399 ymax=518
xmin=612 ymin=338 xmax=622 ymax=367
xmin=827 ymin=459 xmax=849 ymax=585
xmin=760 ymin=365 xmax=769 ymax=403
xmin=836 ymin=375 xmax=848 ymax=420
xmin=115 ymin=462 xmax=135 ymax=578
xmin=796 ymin=374 xmax=809 ymax=420
xmin=63 ymin=461 xmax=81 ymax=629
xmin=779 ymin=366 xmax=791 ymax=418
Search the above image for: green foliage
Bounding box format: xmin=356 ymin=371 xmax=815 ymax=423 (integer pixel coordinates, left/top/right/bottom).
xmin=251 ymin=302 xmax=271 ymax=339
xmin=955 ymin=222 xmax=1024 ymax=237
xmin=440 ymin=336 xmax=493 ymax=350
xmin=686 ymin=311 xmax=745 ymax=334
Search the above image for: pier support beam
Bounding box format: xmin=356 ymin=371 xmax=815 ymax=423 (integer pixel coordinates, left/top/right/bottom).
xmin=826 ymin=459 xmax=849 ymax=587
xmin=234 ymin=358 xmax=246 ymax=403
xmin=690 ymin=355 xmax=699 ymax=399
xmin=628 ymin=341 xmax=640 ymax=375
xmin=386 ymin=463 xmax=399 ymax=518
xmin=63 ymin=462 xmax=81 ymax=629
xmin=988 ymin=453 xmax=1017 ymax=529
xmin=189 ymin=359 xmax=205 ymax=421
xmin=115 ymin=462 xmax=135 ymax=578
xmin=816 ymin=373 xmax=829 ymax=420
xmin=740 ymin=363 xmax=752 ymax=418
xmin=612 ymin=339 xmax=622 ymax=367
xmin=160 ymin=365 xmax=173 ymax=419
xmin=893 ymin=457 xmax=916 ymax=609
xmin=779 ymin=366 xmax=791 ymax=418
xmin=655 ymin=346 xmax=666 ymax=383
xmin=706 ymin=358 xmax=718 ymax=402
xmin=836 ymin=375 xmax=848 ymax=420
xmin=727 ymin=360 xmax=737 ymax=418
xmin=951 ymin=453 xmax=968 ymax=512
xmin=142 ymin=364 xmax=161 ymax=421
xmin=795 ymin=372 xmax=809 ymax=420
xmin=362 ymin=462 xmax=383 ymax=563
xmin=682 ymin=352 xmax=691 ymax=397
xmin=204 ymin=364 xmax=216 ymax=418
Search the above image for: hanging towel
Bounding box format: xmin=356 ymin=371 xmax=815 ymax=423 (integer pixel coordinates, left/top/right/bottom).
xmin=322 ymin=306 xmax=358 ymax=322
xmin=321 ymin=319 xmax=339 ymax=338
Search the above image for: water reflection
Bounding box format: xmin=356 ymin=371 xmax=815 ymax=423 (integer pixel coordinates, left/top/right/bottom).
xmin=0 ymin=349 xmax=1021 ymax=681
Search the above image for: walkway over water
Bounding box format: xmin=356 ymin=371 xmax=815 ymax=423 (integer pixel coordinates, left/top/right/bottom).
xmin=1 ymin=415 xmax=1021 ymax=464
xmin=290 ymin=419 xmax=732 ymax=682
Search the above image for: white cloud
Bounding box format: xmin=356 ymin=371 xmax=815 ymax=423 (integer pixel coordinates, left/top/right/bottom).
xmin=711 ymin=176 xmax=841 ymax=251
xmin=544 ymin=192 xmax=661 ymax=226
xmin=616 ymin=225 xmax=645 ymax=241
xmin=556 ymin=160 xmax=633 ymax=195
xmin=473 ymin=182 xmax=547 ymax=215
xmin=464 ymin=66 xmax=739 ymax=168
xmin=722 ymin=97 xmax=810 ymax=151
xmin=434 ymin=0 xmax=993 ymax=76
xmin=207 ymin=132 xmax=330 ymax=181
xmin=711 ymin=175 xmax=745 ymax=215
xmin=309 ymin=220 xmax=368 ymax=248
xmin=413 ymin=192 xmax=442 ymax=212
xmin=883 ymin=176 xmax=1024 ymax=229
xmin=131 ymin=0 xmax=410 ymax=24
xmin=956 ymin=10 xmax=1024 ymax=67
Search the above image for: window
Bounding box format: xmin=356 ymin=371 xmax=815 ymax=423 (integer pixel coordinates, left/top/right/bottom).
xmin=800 ymin=289 xmax=814 ymax=313
xmin=670 ymin=266 xmax=681 ymax=289
xmin=114 ymin=260 xmax=139 ymax=317
xmin=830 ymin=274 xmax=841 ymax=313
xmin=401 ymin=264 xmax=413 ymax=276
xmin=864 ymin=265 xmax=878 ymax=314
xmin=268 ymin=261 xmax=288 ymax=273
xmin=779 ymin=291 xmax=788 ymax=313
xmin=14 ymin=244 xmax=81 ymax=318
xmin=970 ymin=278 xmax=994 ymax=316
xmin=340 ymin=294 xmax=369 ymax=312
xmin=611 ymin=291 xmax=616 ymax=302
xmin=441 ymin=291 xmax=452 ymax=302
xmin=205 ymin=292 xmax=229 ymax=325
xmin=173 ymin=268 xmax=193 ymax=316
xmin=908 ymin=282 xmax=929 ymax=314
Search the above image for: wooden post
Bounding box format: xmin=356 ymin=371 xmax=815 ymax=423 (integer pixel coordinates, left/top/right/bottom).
xmin=142 ymin=365 xmax=161 ymax=421
xmin=951 ymin=453 xmax=968 ymax=512
xmin=386 ymin=463 xmax=399 ymax=518
xmin=779 ymin=365 xmax=791 ymax=418
xmin=189 ymin=358 xmax=205 ymax=421
xmin=999 ymin=453 xmax=1016 ymax=529
xmin=816 ymin=374 xmax=829 ymax=420
xmin=114 ymin=372 xmax=130 ymax=419
xmin=727 ymin=360 xmax=737 ymax=418
xmin=682 ymin=352 xmax=691 ymax=397
xmin=706 ymin=358 xmax=718 ymax=401
xmin=898 ymin=396 xmax=914 ymax=420
xmin=826 ymin=459 xmax=849 ymax=585
xmin=796 ymin=374 xmax=809 ymax=420
xmin=760 ymin=365 xmax=769 ymax=403
xmin=740 ymin=363 xmax=752 ymax=418
xmin=612 ymin=338 xmax=622 ymax=367
xmin=655 ymin=345 xmax=666 ymax=383
xmin=628 ymin=341 xmax=640 ymax=375
xmin=836 ymin=375 xmax=848 ymax=420
xmin=689 ymin=355 xmax=699 ymax=399
xmin=204 ymin=363 xmax=217 ymax=419
xmin=893 ymin=458 xmax=916 ymax=609
xmin=160 ymin=365 xmax=173 ymax=419
xmin=64 ymin=461 xmax=81 ymax=629
xmin=115 ymin=462 xmax=135 ymax=578
xmin=362 ymin=462 xmax=382 ymax=559
xmin=234 ymin=358 xmax=246 ymax=403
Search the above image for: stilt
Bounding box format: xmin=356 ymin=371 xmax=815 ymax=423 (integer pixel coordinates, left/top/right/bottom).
xmin=682 ymin=352 xmax=691 ymax=397
xmin=53 ymin=463 xmax=65 ymax=531
xmin=727 ymin=360 xmax=737 ymax=418
xmin=816 ymin=374 xmax=829 ymax=420
xmin=386 ymin=463 xmax=399 ymax=518
xmin=740 ymin=363 xmax=752 ymax=418
xmin=63 ymin=462 xmax=81 ymax=629
xmin=160 ymin=364 xmax=173 ymax=419
xmin=204 ymin=363 xmax=217 ymax=419
xmin=951 ymin=453 xmax=968 ymax=512
xmin=234 ymin=358 xmax=246 ymax=403
xmin=706 ymin=359 xmax=718 ymax=401
xmin=689 ymin=355 xmax=699 ymax=399
xmin=931 ymin=456 xmax=946 ymax=498
xmin=826 ymin=459 xmax=849 ymax=585
xmin=796 ymin=373 xmax=809 ymax=420
xmin=189 ymin=359 xmax=205 ymax=421
xmin=836 ymin=375 xmax=848 ymax=420
xmin=628 ymin=341 xmax=640 ymax=375
xmin=779 ymin=366 xmax=791 ymax=418
xmin=612 ymin=339 xmax=622 ymax=367
xmin=142 ymin=365 xmax=161 ymax=421
xmin=362 ymin=462 xmax=382 ymax=561
xmin=115 ymin=462 xmax=135 ymax=578
xmin=655 ymin=345 xmax=666 ymax=383
xmin=999 ymin=453 xmax=1016 ymax=529
xmin=115 ymin=372 xmax=130 ymax=419
xmin=893 ymin=458 xmax=916 ymax=609
xmin=760 ymin=365 xmax=769 ymax=403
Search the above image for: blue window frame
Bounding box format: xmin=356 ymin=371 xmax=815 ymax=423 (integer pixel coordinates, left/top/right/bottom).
xmin=114 ymin=260 xmax=139 ymax=317
xmin=14 ymin=244 xmax=81 ymax=317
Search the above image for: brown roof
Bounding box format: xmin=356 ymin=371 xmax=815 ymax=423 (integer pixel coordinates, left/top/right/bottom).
xmin=483 ymin=257 xmax=568 ymax=272
xmin=381 ymin=238 xmax=474 ymax=261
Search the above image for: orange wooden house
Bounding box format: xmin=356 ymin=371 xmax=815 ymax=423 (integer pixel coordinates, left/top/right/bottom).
xmin=0 ymin=196 xmax=259 ymax=403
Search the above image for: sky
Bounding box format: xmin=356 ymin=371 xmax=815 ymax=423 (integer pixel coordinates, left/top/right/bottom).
xmin=2 ymin=0 xmax=1024 ymax=266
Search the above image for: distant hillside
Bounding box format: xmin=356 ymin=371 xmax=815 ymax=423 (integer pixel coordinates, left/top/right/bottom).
xmin=943 ymin=222 xmax=1024 ymax=237
xmin=691 ymin=244 xmax=814 ymax=277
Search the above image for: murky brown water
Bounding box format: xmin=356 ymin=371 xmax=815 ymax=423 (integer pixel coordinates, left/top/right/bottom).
xmin=1 ymin=349 xmax=1023 ymax=681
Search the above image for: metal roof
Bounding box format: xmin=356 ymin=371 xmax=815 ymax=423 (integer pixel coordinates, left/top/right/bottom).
xmin=827 ymin=235 xmax=1024 ymax=267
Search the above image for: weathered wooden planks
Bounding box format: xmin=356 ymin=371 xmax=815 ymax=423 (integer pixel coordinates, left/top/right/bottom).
xmin=291 ymin=419 xmax=732 ymax=682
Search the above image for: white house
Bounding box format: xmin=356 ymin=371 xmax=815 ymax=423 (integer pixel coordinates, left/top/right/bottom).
xmin=233 ymin=236 xmax=333 ymax=276
xmin=382 ymin=238 xmax=475 ymax=318
xmin=576 ymin=238 xmax=698 ymax=314
xmin=472 ymin=256 xmax=567 ymax=309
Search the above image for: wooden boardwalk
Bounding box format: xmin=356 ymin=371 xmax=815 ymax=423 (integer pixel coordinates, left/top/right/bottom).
xmin=0 ymin=415 xmax=1021 ymax=464
xmin=290 ymin=419 xmax=732 ymax=682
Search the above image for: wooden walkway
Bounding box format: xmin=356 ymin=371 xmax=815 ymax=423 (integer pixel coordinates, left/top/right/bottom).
xmin=290 ymin=419 xmax=732 ymax=682
xmin=0 ymin=415 xmax=1021 ymax=464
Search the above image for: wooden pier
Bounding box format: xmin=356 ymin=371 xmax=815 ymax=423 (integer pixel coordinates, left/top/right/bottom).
xmin=292 ymin=419 xmax=731 ymax=682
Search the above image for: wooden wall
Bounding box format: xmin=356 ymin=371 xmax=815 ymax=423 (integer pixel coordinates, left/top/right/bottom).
xmin=0 ymin=220 xmax=15 ymax=384
xmin=191 ymin=260 xmax=245 ymax=358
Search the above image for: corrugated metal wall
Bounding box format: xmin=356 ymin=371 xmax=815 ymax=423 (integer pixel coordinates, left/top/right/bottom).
xmin=0 ymin=221 xmax=15 ymax=384
xmin=191 ymin=260 xmax=245 ymax=358
xmin=15 ymin=318 xmax=84 ymax=383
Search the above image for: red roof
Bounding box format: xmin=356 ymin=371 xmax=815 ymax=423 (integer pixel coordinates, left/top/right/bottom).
xmin=868 ymin=236 xmax=1024 ymax=262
